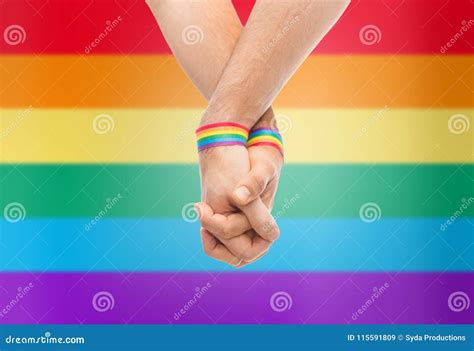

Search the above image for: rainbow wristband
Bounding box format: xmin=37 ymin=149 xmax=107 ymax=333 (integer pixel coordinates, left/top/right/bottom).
xmin=196 ymin=122 xmax=249 ymax=152
xmin=247 ymin=128 xmax=284 ymax=156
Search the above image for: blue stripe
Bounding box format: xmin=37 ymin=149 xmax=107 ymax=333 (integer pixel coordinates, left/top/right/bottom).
xmin=249 ymin=129 xmax=283 ymax=142
xmin=0 ymin=218 xmax=472 ymax=271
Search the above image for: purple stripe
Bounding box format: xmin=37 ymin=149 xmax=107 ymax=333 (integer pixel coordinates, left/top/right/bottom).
xmin=0 ymin=273 xmax=472 ymax=324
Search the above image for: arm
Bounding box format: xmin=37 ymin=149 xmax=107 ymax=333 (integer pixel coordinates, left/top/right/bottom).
xmin=146 ymin=0 xmax=275 ymax=126
xmin=146 ymin=0 xmax=280 ymax=267
xmin=201 ymin=0 xmax=351 ymax=128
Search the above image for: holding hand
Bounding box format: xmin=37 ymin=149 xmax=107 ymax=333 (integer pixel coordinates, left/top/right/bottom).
xmin=195 ymin=122 xmax=281 ymax=267
xmin=147 ymin=0 xmax=349 ymax=267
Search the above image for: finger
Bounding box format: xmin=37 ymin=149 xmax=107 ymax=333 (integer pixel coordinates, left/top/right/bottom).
xmin=238 ymin=198 xmax=279 ymax=241
xmin=196 ymin=202 xmax=252 ymax=239
xmin=218 ymin=230 xmax=271 ymax=262
xmin=200 ymin=228 xmax=244 ymax=268
xmin=232 ymin=163 xmax=274 ymax=206
xmin=245 ymin=247 xmax=269 ymax=263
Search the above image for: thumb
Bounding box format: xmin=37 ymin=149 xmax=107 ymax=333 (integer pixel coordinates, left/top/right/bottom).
xmin=232 ymin=164 xmax=273 ymax=206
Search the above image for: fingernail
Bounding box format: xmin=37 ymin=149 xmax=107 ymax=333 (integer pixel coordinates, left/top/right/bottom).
xmin=235 ymin=186 xmax=250 ymax=203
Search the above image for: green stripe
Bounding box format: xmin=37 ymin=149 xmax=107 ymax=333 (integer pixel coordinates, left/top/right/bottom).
xmin=0 ymin=164 xmax=472 ymax=217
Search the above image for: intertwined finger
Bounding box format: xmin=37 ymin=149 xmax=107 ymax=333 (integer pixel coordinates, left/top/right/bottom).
xmin=196 ymin=202 xmax=252 ymax=239
xmin=200 ymin=228 xmax=247 ymax=268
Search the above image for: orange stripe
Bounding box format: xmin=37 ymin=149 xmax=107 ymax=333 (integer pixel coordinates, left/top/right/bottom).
xmin=0 ymin=55 xmax=471 ymax=108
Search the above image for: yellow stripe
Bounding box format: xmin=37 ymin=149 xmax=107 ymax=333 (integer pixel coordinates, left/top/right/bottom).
xmin=248 ymin=136 xmax=284 ymax=147
xmin=1 ymin=108 xmax=472 ymax=163
xmin=197 ymin=129 xmax=248 ymax=139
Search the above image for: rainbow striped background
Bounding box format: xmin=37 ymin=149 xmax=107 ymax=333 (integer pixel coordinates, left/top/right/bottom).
xmin=0 ymin=0 xmax=473 ymax=324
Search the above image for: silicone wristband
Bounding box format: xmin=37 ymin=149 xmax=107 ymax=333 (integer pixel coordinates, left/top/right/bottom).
xmin=196 ymin=122 xmax=249 ymax=152
xmin=247 ymin=128 xmax=284 ymax=156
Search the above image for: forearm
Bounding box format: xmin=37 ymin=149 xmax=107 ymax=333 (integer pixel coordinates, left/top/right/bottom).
xmin=146 ymin=0 xmax=240 ymax=100
xmin=147 ymin=0 xmax=275 ymax=127
xmin=202 ymin=0 xmax=350 ymax=128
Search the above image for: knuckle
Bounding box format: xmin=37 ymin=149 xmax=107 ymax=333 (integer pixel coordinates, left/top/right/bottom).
xmin=222 ymin=222 xmax=236 ymax=238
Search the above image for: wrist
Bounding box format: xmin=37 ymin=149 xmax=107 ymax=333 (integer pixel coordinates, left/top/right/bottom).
xmin=200 ymin=95 xmax=267 ymax=129
xmin=251 ymin=107 xmax=277 ymax=131
xmin=196 ymin=122 xmax=249 ymax=153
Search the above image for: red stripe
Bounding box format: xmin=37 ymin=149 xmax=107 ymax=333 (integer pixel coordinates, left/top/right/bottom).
xmin=0 ymin=0 xmax=472 ymax=54
xmin=248 ymin=141 xmax=284 ymax=155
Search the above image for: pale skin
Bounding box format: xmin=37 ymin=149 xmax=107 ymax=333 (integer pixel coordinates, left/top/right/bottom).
xmin=146 ymin=0 xmax=350 ymax=267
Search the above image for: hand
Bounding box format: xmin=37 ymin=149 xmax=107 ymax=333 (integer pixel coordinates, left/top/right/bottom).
xmin=196 ymin=145 xmax=279 ymax=267
xmin=197 ymin=144 xmax=283 ymax=267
